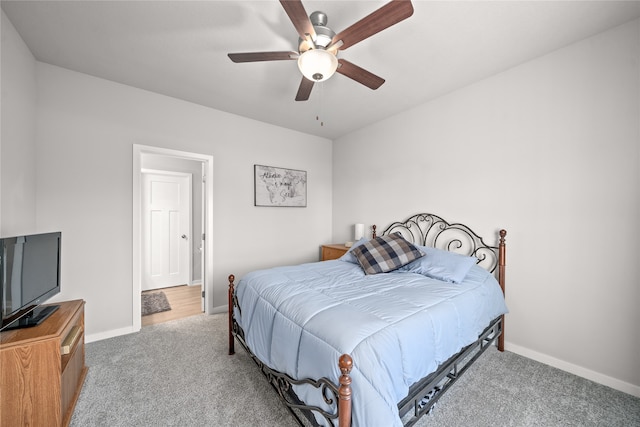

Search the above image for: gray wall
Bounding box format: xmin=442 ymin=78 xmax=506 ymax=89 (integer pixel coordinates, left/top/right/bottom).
xmin=32 ymin=62 xmax=332 ymax=340
xmin=1 ymin=11 xmax=37 ymax=236
xmin=333 ymin=19 xmax=640 ymax=396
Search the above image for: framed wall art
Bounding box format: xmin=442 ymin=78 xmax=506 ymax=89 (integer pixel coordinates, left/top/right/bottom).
xmin=254 ymin=164 xmax=307 ymax=207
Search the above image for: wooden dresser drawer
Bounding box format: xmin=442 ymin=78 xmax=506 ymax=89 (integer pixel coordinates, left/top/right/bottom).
xmin=0 ymin=300 xmax=87 ymax=427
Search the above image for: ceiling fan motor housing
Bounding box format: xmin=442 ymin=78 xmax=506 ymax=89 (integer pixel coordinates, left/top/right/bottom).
xmin=298 ymin=11 xmax=336 ymax=52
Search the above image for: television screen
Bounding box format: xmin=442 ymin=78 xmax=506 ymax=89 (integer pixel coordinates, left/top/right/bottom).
xmin=1 ymin=232 xmax=61 ymax=329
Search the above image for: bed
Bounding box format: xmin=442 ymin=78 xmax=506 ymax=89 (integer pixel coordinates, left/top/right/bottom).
xmin=228 ymin=213 xmax=507 ymax=427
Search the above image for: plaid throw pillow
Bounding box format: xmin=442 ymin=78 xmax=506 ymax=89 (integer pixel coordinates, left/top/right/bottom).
xmin=352 ymin=232 xmax=425 ymax=275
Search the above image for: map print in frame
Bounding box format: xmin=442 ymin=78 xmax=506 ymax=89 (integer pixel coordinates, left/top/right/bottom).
xmin=254 ymin=165 xmax=307 ymax=207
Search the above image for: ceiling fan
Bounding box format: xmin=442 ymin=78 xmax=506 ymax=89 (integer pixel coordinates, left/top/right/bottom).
xmin=228 ymin=0 xmax=414 ymax=101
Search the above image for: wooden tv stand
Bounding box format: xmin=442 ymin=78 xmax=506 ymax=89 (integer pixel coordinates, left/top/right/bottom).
xmin=0 ymin=299 xmax=87 ymax=427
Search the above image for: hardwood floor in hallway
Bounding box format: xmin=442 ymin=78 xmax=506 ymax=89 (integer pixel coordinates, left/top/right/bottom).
xmin=142 ymin=284 xmax=202 ymax=327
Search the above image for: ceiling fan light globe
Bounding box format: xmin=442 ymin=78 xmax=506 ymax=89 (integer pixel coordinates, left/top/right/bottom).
xmin=297 ymin=49 xmax=338 ymax=82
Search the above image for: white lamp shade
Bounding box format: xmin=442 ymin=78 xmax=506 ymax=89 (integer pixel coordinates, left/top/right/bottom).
xmin=297 ymin=49 xmax=338 ymax=82
xmin=354 ymin=224 xmax=365 ymax=241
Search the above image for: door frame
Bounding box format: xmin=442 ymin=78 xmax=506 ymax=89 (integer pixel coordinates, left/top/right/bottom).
xmin=133 ymin=144 xmax=214 ymax=332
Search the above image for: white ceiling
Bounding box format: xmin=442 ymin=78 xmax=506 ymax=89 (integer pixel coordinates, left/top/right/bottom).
xmin=3 ymin=0 xmax=640 ymax=139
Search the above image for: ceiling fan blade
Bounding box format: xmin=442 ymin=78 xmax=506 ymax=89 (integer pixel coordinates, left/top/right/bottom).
xmin=332 ymin=0 xmax=414 ymax=51
xmin=336 ymin=59 xmax=385 ymax=90
xmin=228 ymin=51 xmax=298 ymax=63
xmin=295 ymin=77 xmax=314 ymax=101
xmin=280 ymin=0 xmax=316 ymax=41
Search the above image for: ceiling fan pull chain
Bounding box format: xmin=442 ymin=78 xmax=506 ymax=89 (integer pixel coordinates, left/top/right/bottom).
xmin=319 ymin=82 xmax=325 ymax=127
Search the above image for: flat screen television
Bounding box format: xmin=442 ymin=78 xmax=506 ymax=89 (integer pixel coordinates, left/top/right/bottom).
xmin=0 ymin=231 xmax=61 ymax=331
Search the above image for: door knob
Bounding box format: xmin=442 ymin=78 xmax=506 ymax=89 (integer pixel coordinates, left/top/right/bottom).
xmin=181 ymin=234 xmax=188 ymax=240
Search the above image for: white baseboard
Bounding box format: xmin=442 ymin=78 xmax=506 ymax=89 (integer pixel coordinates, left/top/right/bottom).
xmin=85 ymin=325 xmax=138 ymax=344
xmin=85 ymin=305 xmax=222 ymax=343
xmin=505 ymin=341 xmax=640 ymax=398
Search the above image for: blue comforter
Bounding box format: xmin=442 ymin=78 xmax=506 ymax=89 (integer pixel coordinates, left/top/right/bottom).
xmin=235 ymin=260 xmax=508 ymax=426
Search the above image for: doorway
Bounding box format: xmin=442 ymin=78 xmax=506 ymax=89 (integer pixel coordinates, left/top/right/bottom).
xmin=133 ymin=145 xmax=214 ymax=332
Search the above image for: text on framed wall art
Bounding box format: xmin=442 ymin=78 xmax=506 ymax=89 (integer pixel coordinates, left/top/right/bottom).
xmin=254 ymin=164 xmax=307 ymax=207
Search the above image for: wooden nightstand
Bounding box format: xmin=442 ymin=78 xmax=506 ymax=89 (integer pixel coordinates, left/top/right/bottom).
xmin=321 ymin=244 xmax=350 ymax=261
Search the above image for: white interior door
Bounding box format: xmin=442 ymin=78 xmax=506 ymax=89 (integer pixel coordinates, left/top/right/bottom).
xmin=142 ymin=171 xmax=191 ymax=291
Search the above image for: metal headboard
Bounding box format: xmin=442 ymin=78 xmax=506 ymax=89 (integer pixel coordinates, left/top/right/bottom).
xmin=380 ymin=213 xmax=501 ymax=273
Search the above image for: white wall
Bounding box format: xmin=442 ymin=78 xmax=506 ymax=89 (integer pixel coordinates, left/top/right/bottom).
xmin=0 ymin=11 xmax=37 ymax=235
xmin=333 ymin=19 xmax=640 ymax=396
xmin=33 ymin=63 xmax=333 ymax=340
